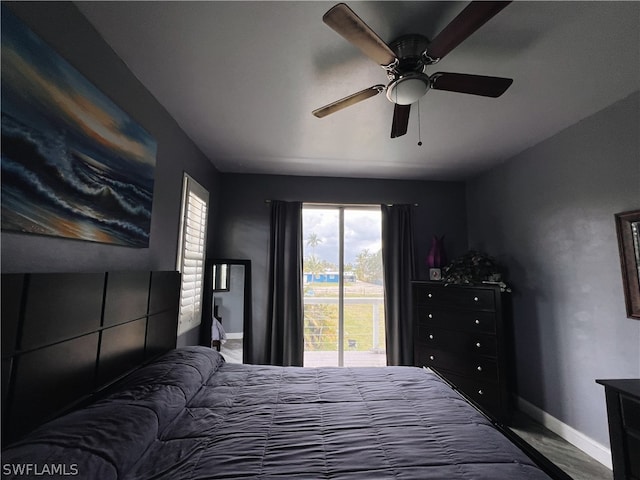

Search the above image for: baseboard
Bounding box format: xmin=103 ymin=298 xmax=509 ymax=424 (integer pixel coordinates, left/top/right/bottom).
xmin=225 ymin=332 xmax=243 ymax=340
xmin=516 ymin=396 xmax=612 ymax=469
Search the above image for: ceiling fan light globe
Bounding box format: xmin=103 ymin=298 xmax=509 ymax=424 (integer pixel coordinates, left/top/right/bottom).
xmin=386 ymin=75 xmax=430 ymax=105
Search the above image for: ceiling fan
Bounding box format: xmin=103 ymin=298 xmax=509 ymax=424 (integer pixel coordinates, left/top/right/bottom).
xmin=312 ymin=1 xmax=513 ymax=139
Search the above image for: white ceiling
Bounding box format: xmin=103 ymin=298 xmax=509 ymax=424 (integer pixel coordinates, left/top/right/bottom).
xmin=75 ymin=1 xmax=639 ymax=181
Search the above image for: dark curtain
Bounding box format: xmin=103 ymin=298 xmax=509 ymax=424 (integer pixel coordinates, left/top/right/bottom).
xmin=381 ymin=204 xmax=416 ymax=366
xmin=266 ymin=201 xmax=304 ymax=366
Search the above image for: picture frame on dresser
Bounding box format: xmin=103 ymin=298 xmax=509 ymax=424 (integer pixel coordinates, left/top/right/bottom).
xmin=614 ymin=209 xmax=640 ymax=319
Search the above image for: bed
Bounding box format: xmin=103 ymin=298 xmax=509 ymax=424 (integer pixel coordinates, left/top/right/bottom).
xmin=3 ymin=345 xmax=559 ymax=480
xmin=1 ymin=271 xmax=565 ymax=479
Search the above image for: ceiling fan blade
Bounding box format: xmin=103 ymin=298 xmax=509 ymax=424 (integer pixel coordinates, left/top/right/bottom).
xmin=391 ymin=104 xmax=411 ymax=138
xmin=313 ymin=85 xmax=385 ymax=118
xmin=323 ymin=3 xmax=397 ymax=67
xmin=426 ymin=1 xmax=511 ymax=61
xmin=431 ymin=72 xmax=513 ymax=97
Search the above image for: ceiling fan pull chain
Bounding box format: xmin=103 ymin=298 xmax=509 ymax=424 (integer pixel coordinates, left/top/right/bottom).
xmin=417 ymin=102 xmax=423 ymax=146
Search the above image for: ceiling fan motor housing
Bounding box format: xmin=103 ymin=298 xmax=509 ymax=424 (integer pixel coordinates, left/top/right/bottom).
xmin=386 ymin=34 xmax=431 ymax=105
xmin=389 ymin=34 xmax=431 ymax=73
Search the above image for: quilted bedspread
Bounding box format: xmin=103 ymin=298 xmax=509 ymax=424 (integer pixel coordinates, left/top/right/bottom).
xmin=2 ymin=347 xmax=552 ymax=479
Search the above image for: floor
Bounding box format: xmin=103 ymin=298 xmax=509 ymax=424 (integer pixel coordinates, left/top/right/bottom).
xmin=218 ymin=340 xmax=613 ymax=480
xmin=508 ymin=410 xmax=613 ymax=480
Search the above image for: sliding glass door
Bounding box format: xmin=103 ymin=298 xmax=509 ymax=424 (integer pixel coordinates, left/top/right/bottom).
xmin=302 ymin=205 xmax=385 ymax=367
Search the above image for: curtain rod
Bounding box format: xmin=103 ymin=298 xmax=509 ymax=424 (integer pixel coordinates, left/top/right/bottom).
xmin=264 ymin=200 xmax=419 ymax=207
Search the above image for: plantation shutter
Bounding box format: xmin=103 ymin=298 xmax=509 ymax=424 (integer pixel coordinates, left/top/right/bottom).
xmin=177 ymin=174 xmax=209 ymax=336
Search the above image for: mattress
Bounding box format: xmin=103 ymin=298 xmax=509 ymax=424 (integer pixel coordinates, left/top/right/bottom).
xmin=2 ymin=346 xmax=552 ymax=479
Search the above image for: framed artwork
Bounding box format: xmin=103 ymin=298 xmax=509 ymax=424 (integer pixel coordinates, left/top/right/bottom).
xmin=615 ymin=209 xmax=640 ymax=319
xmin=1 ymin=6 xmax=157 ymax=248
xmin=429 ymin=268 xmax=442 ymax=281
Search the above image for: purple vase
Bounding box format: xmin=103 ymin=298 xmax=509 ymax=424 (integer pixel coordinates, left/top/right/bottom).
xmin=427 ymin=235 xmax=447 ymax=269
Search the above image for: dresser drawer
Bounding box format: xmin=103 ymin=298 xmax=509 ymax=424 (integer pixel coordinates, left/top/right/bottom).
xmin=415 ymin=347 xmax=498 ymax=382
xmin=621 ymin=394 xmax=640 ymax=479
xmin=414 ymin=284 xmax=496 ymax=310
xmin=440 ymin=371 xmax=502 ymax=414
xmin=621 ymin=394 xmax=640 ymax=431
xmin=620 ymin=393 xmax=640 ymax=478
xmin=415 ymin=324 xmax=497 ymax=357
xmin=626 ymin=433 xmax=640 ymax=480
xmin=416 ymin=306 xmax=496 ymax=333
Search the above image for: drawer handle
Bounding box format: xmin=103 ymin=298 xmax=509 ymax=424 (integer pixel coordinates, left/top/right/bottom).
xmin=477 ymin=366 xmax=483 ymax=372
xmin=476 ymin=342 xmax=482 ymax=348
xmin=478 ymin=389 xmax=484 ymax=395
xmin=473 ymin=296 xmax=479 ymax=302
xmin=427 ymin=293 xmax=433 ymax=298
xmin=475 ymin=319 xmax=480 ymax=325
xmin=428 ymin=313 xmax=433 ymax=319
xmin=428 ymin=334 xmax=434 ymax=340
xmin=429 ymin=355 xmax=435 ymax=361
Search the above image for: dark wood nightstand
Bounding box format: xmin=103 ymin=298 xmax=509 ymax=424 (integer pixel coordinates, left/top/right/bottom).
xmin=596 ymin=379 xmax=640 ymax=480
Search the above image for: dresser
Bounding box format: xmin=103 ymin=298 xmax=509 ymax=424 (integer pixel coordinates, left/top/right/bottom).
xmin=596 ymin=379 xmax=640 ymax=480
xmin=413 ymin=281 xmax=511 ymax=421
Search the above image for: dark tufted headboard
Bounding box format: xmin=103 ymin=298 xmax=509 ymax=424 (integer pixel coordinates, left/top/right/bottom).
xmin=1 ymin=271 xmax=181 ymax=446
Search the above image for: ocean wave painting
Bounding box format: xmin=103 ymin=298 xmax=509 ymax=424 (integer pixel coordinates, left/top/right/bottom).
xmin=1 ymin=6 xmax=156 ymax=248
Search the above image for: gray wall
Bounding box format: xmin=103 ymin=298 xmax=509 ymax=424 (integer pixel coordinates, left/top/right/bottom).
xmin=0 ymin=3 xmax=221 ymax=346
xmin=466 ymin=92 xmax=640 ymax=447
xmin=214 ymin=173 xmax=468 ymax=363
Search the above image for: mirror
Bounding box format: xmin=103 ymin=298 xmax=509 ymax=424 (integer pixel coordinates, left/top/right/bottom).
xmin=615 ymin=210 xmax=640 ymax=319
xmin=203 ymin=259 xmax=252 ymax=362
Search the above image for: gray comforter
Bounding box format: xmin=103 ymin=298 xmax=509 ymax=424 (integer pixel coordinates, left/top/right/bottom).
xmin=2 ymin=346 xmax=552 ymax=479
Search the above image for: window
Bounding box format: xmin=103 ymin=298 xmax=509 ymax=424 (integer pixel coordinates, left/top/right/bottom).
xmin=303 ymin=205 xmax=385 ymax=367
xmin=176 ymin=174 xmax=209 ymax=336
